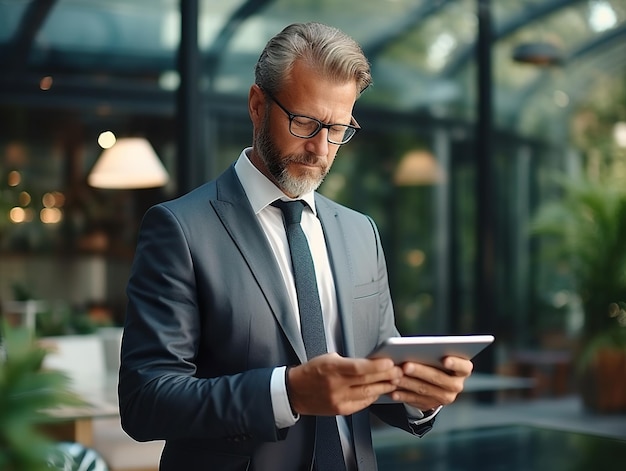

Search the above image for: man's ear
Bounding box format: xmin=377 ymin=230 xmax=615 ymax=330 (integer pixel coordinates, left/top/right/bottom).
xmin=248 ymin=84 xmax=265 ymax=127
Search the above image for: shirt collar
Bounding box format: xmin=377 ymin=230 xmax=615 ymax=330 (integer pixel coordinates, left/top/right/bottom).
xmin=234 ymin=148 xmax=317 ymax=215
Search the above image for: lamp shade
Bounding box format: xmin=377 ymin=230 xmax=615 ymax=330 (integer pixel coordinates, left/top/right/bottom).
xmin=512 ymin=42 xmax=563 ymax=66
xmin=88 ymin=137 xmax=169 ymax=189
xmin=394 ymin=150 xmax=445 ymax=186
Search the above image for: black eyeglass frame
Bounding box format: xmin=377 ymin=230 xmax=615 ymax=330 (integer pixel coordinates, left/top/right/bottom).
xmin=264 ymin=90 xmax=361 ymax=145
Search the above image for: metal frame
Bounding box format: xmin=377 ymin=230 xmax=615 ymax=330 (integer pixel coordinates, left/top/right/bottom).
xmin=442 ymin=0 xmax=588 ymax=77
xmin=2 ymin=0 xmax=57 ymax=72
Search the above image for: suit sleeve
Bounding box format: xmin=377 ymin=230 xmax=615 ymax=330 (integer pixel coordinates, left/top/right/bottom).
xmin=118 ymin=204 xmax=283 ymax=443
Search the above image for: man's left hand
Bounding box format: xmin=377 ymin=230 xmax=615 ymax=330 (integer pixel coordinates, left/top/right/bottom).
xmin=387 ymin=356 xmax=473 ymax=411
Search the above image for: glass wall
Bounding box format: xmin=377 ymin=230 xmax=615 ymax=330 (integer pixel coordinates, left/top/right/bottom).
xmin=1 ymin=0 xmax=625 ymax=376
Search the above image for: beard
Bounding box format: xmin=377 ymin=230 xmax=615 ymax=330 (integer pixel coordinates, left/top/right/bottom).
xmin=256 ymin=113 xmax=328 ymax=197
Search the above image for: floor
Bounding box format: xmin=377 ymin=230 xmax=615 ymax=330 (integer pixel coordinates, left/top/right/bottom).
xmin=372 ymin=394 xmax=626 ymax=470
xmin=435 ymin=394 xmax=626 ymax=439
xmin=373 ymin=394 xmax=626 ymax=444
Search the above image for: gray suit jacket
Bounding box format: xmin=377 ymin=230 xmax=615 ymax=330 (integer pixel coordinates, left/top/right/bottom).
xmin=119 ymin=165 xmax=434 ymax=471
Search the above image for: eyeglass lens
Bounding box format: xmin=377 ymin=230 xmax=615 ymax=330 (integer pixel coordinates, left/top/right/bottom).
xmin=290 ymin=117 xmax=356 ymax=144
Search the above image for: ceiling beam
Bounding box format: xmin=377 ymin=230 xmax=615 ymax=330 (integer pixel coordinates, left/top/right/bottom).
xmin=205 ymin=0 xmax=273 ymax=85
xmin=363 ymin=0 xmax=453 ymax=61
xmin=442 ymin=0 xmax=586 ymax=77
xmin=3 ymin=0 xmax=57 ymax=72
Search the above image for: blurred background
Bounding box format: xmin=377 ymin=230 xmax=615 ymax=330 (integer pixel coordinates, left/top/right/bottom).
xmin=1 ymin=1 xmax=625 ymax=470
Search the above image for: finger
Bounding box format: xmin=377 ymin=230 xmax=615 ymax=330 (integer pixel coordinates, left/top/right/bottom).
xmin=442 ymin=357 xmax=473 ymax=376
xmin=325 ymin=355 xmax=400 ymax=381
xmin=336 ymin=355 xmax=397 ymax=374
xmin=402 ymin=361 xmax=467 ymax=385
xmin=333 ymin=381 xmax=400 ymax=415
xmin=388 ymin=388 xmax=442 ymax=410
xmin=391 ymin=372 xmax=461 ymax=407
xmin=401 ymin=361 xmax=448 ymax=380
xmin=326 ymin=361 xmax=402 ymax=390
xmin=352 ymin=379 xmax=399 ymax=400
xmin=398 ymin=364 xmax=465 ymax=396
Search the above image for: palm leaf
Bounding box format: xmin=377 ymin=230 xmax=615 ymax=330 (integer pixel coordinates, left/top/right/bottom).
xmin=0 ymin=323 xmax=83 ymax=471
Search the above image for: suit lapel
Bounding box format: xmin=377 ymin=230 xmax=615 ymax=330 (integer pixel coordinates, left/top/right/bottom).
xmin=211 ymin=166 xmax=307 ymax=363
xmin=315 ymin=196 xmax=356 ymax=358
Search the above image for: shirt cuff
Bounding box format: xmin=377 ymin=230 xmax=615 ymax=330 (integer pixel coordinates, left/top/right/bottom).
xmin=405 ymin=404 xmax=443 ymax=425
xmin=270 ymin=366 xmax=300 ymax=429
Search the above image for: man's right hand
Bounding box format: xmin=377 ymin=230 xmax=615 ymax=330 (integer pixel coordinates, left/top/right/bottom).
xmin=286 ymin=353 xmax=402 ymax=416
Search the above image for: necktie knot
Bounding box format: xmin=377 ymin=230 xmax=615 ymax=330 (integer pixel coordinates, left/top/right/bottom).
xmin=272 ymin=199 xmax=306 ymax=225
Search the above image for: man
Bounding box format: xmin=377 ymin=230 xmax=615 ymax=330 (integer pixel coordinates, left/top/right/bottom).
xmin=119 ymin=22 xmax=473 ymax=471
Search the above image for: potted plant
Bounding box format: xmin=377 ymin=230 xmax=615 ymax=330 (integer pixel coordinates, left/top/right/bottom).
xmin=531 ymin=174 xmax=626 ymax=413
xmin=577 ymin=302 xmax=626 ymax=413
xmin=0 ymin=323 xmax=81 ymax=470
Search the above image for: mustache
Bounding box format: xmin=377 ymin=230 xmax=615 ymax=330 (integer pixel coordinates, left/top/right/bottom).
xmin=285 ymin=153 xmax=323 ymax=166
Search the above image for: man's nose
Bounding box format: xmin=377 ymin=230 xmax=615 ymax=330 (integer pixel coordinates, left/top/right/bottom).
xmin=305 ymin=128 xmax=331 ymax=155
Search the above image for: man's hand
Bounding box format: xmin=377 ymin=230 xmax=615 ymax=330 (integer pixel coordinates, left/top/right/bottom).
xmin=287 ymin=353 xmax=403 ymax=416
xmin=388 ymin=356 xmax=474 ymax=411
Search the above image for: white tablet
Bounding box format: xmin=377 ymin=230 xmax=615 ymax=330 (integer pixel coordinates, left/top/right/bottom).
xmin=368 ymin=334 xmax=495 ymax=370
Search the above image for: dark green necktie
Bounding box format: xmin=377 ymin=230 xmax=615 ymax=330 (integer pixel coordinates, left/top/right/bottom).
xmin=272 ymin=200 xmax=347 ymax=471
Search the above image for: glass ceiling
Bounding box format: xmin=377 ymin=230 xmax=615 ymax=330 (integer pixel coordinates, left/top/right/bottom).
xmin=1 ymin=0 xmax=625 ymax=140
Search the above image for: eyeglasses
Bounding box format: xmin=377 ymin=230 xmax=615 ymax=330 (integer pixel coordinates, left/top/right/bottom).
xmin=264 ymin=91 xmax=360 ymax=145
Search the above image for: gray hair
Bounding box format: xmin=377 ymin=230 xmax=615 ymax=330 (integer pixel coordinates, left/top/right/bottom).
xmin=255 ymin=22 xmax=372 ymax=97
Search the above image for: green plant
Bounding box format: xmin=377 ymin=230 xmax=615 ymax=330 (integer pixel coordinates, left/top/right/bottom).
xmin=12 ymin=282 xmax=36 ymax=302
xmin=0 ymin=323 xmax=82 ymax=471
xmin=36 ymin=306 xmax=101 ymax=337
xmin=531 ymin=175 xmax=626 ymax=412
xmin=530 ymin=175 xmax=626 ymax=343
